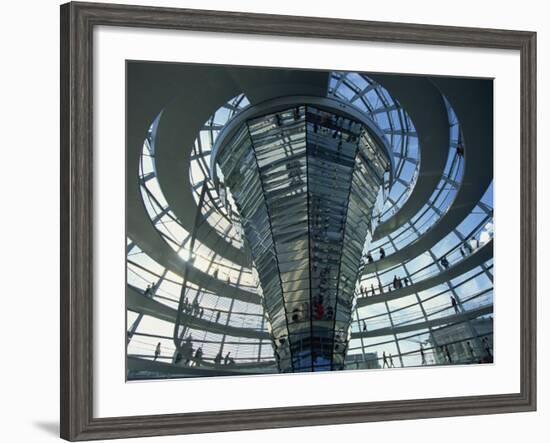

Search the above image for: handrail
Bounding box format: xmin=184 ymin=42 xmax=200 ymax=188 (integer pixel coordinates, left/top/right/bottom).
xmin=356 ymin=238 xmax=493 ymax=307
xmin=351 ymin=304 xmax=492 ymax=339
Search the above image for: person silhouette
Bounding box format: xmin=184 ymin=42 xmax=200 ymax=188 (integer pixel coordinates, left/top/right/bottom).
xmin=154 ymin=342 xmax=161 ymax=361
xmin=451 ymin=296 xmax=459 ymax=313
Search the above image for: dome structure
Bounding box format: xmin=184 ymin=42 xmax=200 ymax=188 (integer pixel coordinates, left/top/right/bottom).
xmin=126 ymin=63 xmax=493 ymax=379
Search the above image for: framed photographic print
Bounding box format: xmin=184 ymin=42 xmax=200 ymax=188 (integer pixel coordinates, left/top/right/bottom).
xmin=60 ymin=1 xmax=537 ymax=440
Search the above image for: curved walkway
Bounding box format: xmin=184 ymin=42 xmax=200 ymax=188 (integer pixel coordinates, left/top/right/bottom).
xmin=363 ymin=77 xmax=492 ymax=274
xmin=127 ymin=285 xmax=269 ymax=339
xmin=357 ymin=239 xmax=493 ymax=308
xmin=369 ymin=74 xmax=450 ymax=240
xmin=351 ymin=304 xmax=493 ymax=339
xmin=127 ymin=220 xmax=262 ymax=305
xmin=127 ymin=356 xmax=276 ymax=378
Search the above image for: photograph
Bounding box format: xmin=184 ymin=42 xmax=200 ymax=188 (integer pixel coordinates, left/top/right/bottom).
xmin=126 ymin=62 xmax=494 ymax=380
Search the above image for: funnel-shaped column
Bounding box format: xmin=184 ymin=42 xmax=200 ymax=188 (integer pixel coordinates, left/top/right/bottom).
xmin=214 ymin=99 xmax=390 ymax=372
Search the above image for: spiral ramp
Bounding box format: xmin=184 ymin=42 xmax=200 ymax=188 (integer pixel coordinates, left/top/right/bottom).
xmin=126 ymin=64 xmax=494 ymax=379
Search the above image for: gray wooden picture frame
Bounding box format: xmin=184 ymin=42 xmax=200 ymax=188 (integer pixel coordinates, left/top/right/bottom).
xmin=60 ymin=1 xmax=537 ymax=440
